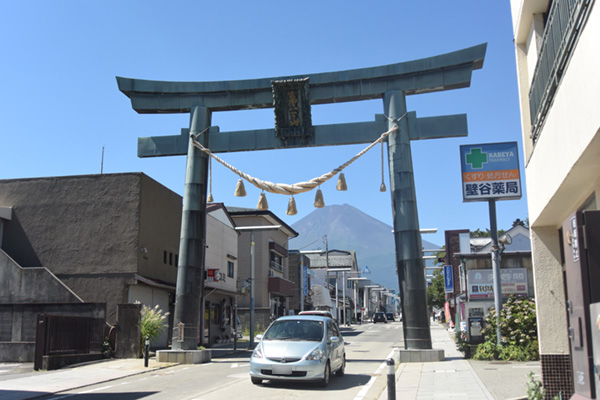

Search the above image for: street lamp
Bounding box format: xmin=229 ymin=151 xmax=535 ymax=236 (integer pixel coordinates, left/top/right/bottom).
xmin=235 ymin=225 xmax=281 ymax=348
xmin=348 ymin=277 xmax=367 ymax=324
xmin=327 ymin=267 xmax=352 ymax=324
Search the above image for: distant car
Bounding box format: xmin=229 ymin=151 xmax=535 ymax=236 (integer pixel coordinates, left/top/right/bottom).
xmin=386 ymin=312 xmax=395 ymax=321
xmin=298 ymin=310 xmax=334 ymax=319
xmin=373 ymin=312 xmax=387 ymax=323
xmin=249 ymin=315 xmax=345 ymax=387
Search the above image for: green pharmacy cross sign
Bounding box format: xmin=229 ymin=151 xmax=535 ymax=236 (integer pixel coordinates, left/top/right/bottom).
xmin=465 ymin=148 xmax=488 ymax=169
xmin=460 ymin=142 xmax=521 ymax=202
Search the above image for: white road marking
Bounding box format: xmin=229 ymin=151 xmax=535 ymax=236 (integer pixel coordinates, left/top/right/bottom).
xmin=353 ymin=349 xmax=395 ymax=400
xmin=80 ymin=385 xmax=114 ymax=394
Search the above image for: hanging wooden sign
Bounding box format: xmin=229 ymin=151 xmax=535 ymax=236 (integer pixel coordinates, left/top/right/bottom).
xmin=272 ymin=77 xmax=314 ymax=145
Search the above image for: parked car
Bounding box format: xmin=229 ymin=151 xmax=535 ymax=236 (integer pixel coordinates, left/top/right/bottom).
xmin=373 ymin=312 xmax=387 ymax=323
xmin=386 ymin=312 xmax=395 ymax=321
xmin=298 ymin=310 xmax=334 ymax=319
xmin=249 ymin=315 xmax=345 ymax=387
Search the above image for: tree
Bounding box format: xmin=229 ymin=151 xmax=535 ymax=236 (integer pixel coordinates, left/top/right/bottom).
xmin=470 ymin=228 xmax=506 ymax=237
xmin=427 ymin=268 xmax=446 ymax=309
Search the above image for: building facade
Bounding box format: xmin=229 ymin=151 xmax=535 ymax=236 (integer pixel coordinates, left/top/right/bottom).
xmin=510 ymin=1 xmax=600 ymax=397
xmin=0 ymin=173 xmax=182 ymax=348
xmin=227 ymin=207 xmax=298 ymax=331
xmin=202 ymin=203 xmax=239 ymax=346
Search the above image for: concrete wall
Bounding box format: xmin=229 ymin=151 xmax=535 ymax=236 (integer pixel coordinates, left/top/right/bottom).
xmin=138 ymin=174 xmax=181 ymax=284
xmin=0 ymin=249 xmax=82 ymax=304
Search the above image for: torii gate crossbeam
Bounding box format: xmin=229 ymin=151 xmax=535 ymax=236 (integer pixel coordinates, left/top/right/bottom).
xmin=118 ymin=43 xmax=486 ymax=351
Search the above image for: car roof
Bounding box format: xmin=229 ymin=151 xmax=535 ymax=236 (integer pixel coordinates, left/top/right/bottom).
xmin=298 ymin=311 xmax=333 ymax=316
xmin=275 ymin=315 xmax=331 ymax=322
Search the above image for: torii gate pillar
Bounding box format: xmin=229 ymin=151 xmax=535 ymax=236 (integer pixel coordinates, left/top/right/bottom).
xmin=173 ymin=106 xmax=210 ymax=350
xmin=385 ymin=91 xmax=431 ymax=349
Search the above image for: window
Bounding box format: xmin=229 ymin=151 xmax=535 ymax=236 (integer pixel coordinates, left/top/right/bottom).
xmin=163 ymin=251 xmax=167 ymax=264
xmin=227 ymin=261 xmax=234 ymax=278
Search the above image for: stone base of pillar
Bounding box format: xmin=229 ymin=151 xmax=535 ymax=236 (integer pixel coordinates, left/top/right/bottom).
xmin=157 ymin=349 xmax=211 ymax=364
xmin=399 ymin=348 xmax=444 ymax=363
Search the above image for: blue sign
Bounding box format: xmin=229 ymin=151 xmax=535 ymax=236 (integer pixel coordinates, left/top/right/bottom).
xmin=444 ymin=265 xmax=454 ymax=293
xmin=302 ymin=265 xmax=308 ymax=296
xmin=362 ymin=266 xmax=371 ymax=275
xmin=460 ymin=141 xmax=521 ymax=202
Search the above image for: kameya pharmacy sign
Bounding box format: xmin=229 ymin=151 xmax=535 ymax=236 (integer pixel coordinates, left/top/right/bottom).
xmin=460 ymin=142 xmax=521 ymax=202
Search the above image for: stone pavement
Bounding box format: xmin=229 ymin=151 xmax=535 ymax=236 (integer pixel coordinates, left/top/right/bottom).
xmin=378 ymin=321 xmax=541 ymax=400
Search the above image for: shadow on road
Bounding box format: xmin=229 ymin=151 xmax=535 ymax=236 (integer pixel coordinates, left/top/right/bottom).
xmin=257 ymin=373 xmax=371 ymax=391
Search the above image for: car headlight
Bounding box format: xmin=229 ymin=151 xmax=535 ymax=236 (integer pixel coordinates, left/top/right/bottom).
xmin=305 ymin=347 xmax=324 ymax=361
xmin=252 ymin=345 xmax=263 ymax=359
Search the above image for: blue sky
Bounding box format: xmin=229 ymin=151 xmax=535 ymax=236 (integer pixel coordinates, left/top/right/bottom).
xmin=0 ymin=1 xmax=526 ymax=247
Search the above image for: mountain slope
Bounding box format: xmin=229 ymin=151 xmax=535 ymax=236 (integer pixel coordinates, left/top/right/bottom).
xmin=289 ymin=204 xmax=440 ymax=292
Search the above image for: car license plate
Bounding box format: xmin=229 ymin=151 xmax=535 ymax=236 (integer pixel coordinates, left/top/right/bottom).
xmin=272 ymin=364 xmax=293 ymax=375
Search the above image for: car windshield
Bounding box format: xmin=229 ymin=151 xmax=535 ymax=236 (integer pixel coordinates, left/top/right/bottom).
xmin=263 ymin=320 xmax=324 ymax=341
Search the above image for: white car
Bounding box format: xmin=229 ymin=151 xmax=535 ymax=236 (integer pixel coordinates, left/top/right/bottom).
xmin=249 ymin=315 xmax=345 ymax=387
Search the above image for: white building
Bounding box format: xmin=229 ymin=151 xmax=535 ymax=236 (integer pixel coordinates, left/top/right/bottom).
xmin=510 ymin=0 xmax=600 ymax=398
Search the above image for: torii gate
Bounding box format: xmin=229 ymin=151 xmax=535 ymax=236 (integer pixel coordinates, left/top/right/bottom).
xmin=117 ymin=43 xmax=486 ymax=351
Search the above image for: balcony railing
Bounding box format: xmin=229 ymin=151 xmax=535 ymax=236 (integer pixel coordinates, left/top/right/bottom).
xmin=529 ymin=0 xmax=593 ymax=143
xmin=270 ymin=260 xmax=284 ymax=272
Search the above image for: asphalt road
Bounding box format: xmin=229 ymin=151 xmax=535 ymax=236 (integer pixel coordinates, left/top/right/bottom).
xmin=35 ymin=321 xmax=405 ymax=400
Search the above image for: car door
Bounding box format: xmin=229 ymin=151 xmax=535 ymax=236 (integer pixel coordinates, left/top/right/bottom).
xmin=327 ymin=320 xmax=342 ymax=371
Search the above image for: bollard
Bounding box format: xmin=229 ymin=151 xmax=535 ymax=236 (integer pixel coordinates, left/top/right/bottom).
xmin=144 ymin=336 xmax=149 ymax=367
xmin=387 ymin=358 xmax=396 ymax=400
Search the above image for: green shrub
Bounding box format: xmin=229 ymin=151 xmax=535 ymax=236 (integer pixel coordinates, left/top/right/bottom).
xmin=526 ymin=371 xmax=544 ymax=400
xmin=140 ymin=304 xmax=169 ymax=354
xmin=473 ymin=295 xmax=539 ymax=361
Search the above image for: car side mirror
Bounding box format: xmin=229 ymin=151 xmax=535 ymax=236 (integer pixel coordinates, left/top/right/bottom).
xmin=256 ymin=334 xmax=264 ymax=341
xmin=330 ymin=336 xmax=340 ymax=344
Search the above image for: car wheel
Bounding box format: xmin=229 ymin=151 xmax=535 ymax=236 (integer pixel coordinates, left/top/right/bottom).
xmin=319 ymin=361 xmax=330 ymax=387
xmin=251 ymin=377 xmax=263 ymax=385
xmin=335 ymin=356 xmax=345 ymax=377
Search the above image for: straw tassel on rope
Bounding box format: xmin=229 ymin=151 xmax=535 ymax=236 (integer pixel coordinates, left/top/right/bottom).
xmin=235 ymin=178 xmax=247 ymax=197
xmin=380 ymin=140 xmax=387 ymax=192
xmin=314 ymin=187 xmax=325 ymax=208
xmin=337 ymin=173 xmax=348 ymax=191
xmin=287 ymin=196 xmax=298 ymax=215
xmin=207 ymin=157 xmax=214 ymax=202
xmin=257 ymin=191 xmax=269 ymax=210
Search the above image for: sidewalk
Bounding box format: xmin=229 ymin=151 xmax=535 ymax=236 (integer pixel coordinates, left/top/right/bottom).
xmin=0 ymin=345 xmax=249 ymax=400
xmin=0 ymin=358 xmax=173 ymax=400
xmin=378 ymin=321 xmax=540 ymax=400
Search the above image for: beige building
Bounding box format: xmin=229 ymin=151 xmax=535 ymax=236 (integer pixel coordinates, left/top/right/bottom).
xmin=202 ymin=203 xmax=239 ymax=346
xmin=510 ymin=0 xmax=600 ymax=398
xmin=227 ymin=207 xmax=298 ymax=331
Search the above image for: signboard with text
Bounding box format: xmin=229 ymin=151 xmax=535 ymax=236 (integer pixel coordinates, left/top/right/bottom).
xmin=460 ymin=142 xmax=521 ymax=202
xmin=467 ymin=268 xmax=528 ymax=299
xmin=444 ymin=265 xmax=454 ymax=293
